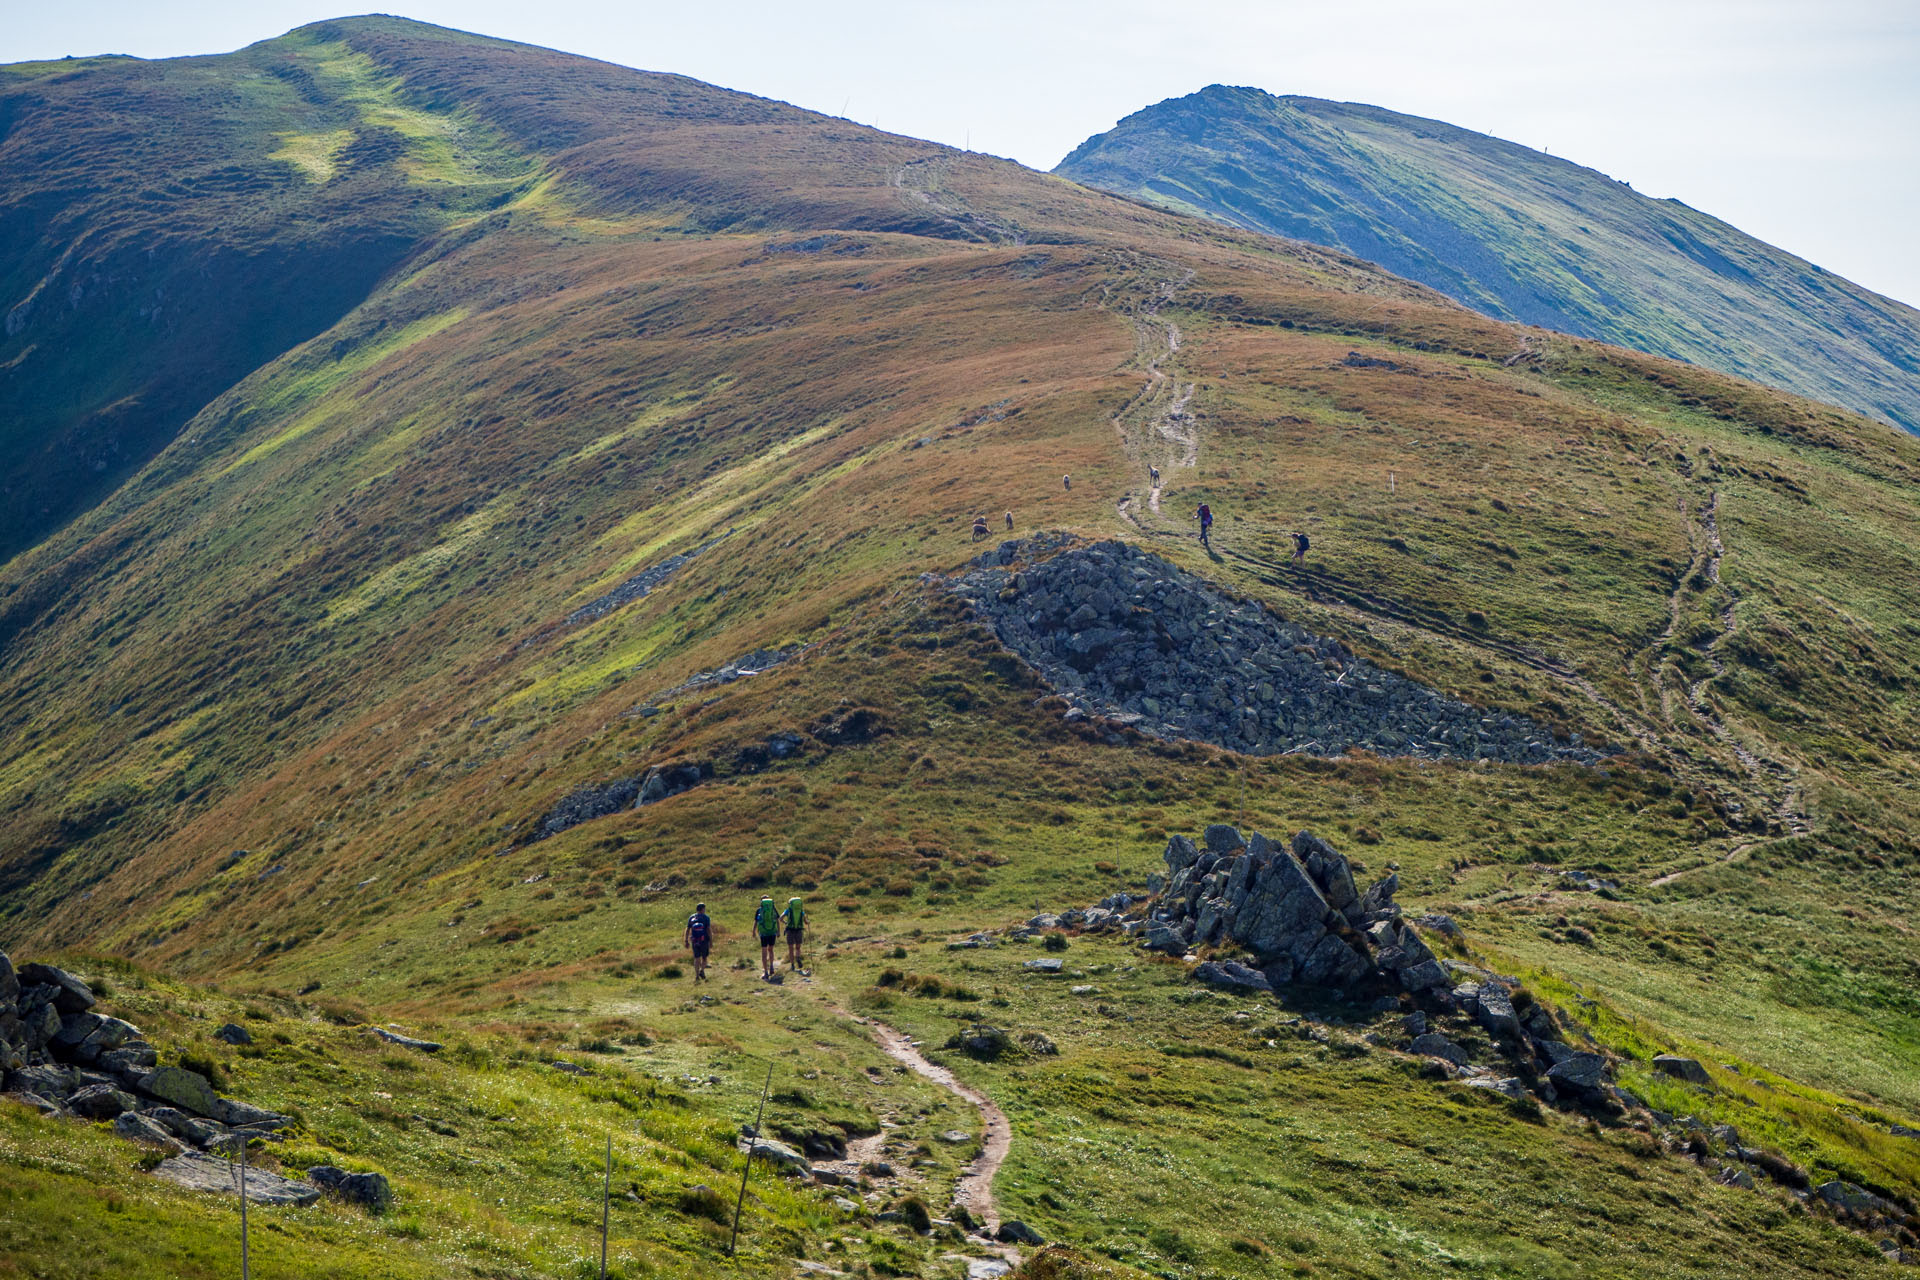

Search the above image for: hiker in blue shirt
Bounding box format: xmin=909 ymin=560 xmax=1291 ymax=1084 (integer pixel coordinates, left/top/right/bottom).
xmin=683 ymin=903 xmax=712 ymax=982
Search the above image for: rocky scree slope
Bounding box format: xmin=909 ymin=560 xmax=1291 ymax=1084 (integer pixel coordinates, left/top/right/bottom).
xmin=953 ymin=537 xmax=1601 ymax=763
xmin=1056 ymin=85 xmax=1920 ymax=434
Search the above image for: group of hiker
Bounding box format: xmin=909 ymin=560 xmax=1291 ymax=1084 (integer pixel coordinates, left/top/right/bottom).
xmin=681 ymin=895 xmax=807 ymax=981
xmin=968 ymin=467 xmax=1311 ymax=566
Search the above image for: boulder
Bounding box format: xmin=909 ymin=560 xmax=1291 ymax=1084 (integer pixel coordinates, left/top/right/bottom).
xmin=7 ymin=1091 xmax=62 ymax=1115
xmin=114 ymin=1111 xmax=187 ymax=1151
xmin=1021 ymin=959 xmax=1063 ymax=974
xmin=66 ymin=1083 xmax=138 ymax=1120
xmin=949 ymin=1025 xmax=1016 ymax=1060
xmin=1651 ymin=1055 xmax=1710 ymax=1086
xmin=0 ymin=952 xmax=17 ymax=1004
xmin=1409 ymin=1034 xmax=1469 ymax=1067
xmin=1464 ymin=1076 xmax=1530 ymax=1101
xmin=51 ymin=1011 xmax=110 ymax=1052
xmin=1203 ymin=824 xmax=1245 ymax=853
xmin=1141 ymin=923 xmax=1186 ymax=954
xmin=1191 ymin=961 xmax=1272 ymax=994
xmin=151 ymin=1152 xmax=321 ymax=1205
xmin=140 ymin=1066 xmax=220 ymax=1117
xmin=75 ymin=1016 xmax=142 ymax=1063
xmin=17 ymin=964 xmax=93 ymax=1014
xmin=371 ymin=1027 xmax=442 ymax=1054
xmin=1544 ymin=1052 xmax=1608 ymax=1092
xmin=1398 ymin=959 xmax=1449 ymax=992
xmin=211 ymin=1097 xmax=293 ymax=1130
xmin=996 ymin=1219 xmax=1046 ymax=1246
xmin=1474 ymin=988 xmax=1522 ymax=1040
xmin=308 ymin=1165 xmax=394 ymax=1212
xmin=741 ymin=1138 xmax=809 ymax=1175
xmin=99 ymin=1042 xmax=159 ymax=1076
xmin=1815 ymin=1181 xmax=1885 ymax=1215
xmin=213 ymin=1024 xmax=253 ymax=1046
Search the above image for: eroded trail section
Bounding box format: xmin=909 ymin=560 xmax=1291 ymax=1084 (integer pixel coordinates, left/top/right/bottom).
xmin=863 ymin=1017 xmax=1013 ymax=1232
xmin=1108 ymin=261 xmax=1197 ymax=526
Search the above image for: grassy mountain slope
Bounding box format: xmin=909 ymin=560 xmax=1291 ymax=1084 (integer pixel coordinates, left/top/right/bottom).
xmin=1054 ymin=85 xmax=1920 ymax=434
xmin=3 ymin=19 xmax=1919 ymax=1278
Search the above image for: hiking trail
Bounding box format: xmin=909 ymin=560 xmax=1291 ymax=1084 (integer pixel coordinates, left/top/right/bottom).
xmin=1109 ymin=261 xmax=1197 ymax=529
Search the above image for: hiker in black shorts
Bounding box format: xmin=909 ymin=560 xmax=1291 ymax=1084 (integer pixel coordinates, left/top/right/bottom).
xmin=683 ymin=902 xmax=713 ymax=982
xmin=754 ymin=895 xmax=780 ymax=979
xmin=1195 ymin=502 xmax=1214 ymax=549
xmin=1291 ymin=530 xmax=1310 ymax=567
xmin=781 ymin=896 xmax=807 ymax=974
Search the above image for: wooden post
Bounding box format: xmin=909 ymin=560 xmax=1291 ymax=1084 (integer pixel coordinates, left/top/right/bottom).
xmin=237 ymin=1135 xmax=250 ymax=1280
xmin=600 ymin=1132 xmax=612 ymax=1280
xmin=727 ymin=1064 xmax=775 ymax=1257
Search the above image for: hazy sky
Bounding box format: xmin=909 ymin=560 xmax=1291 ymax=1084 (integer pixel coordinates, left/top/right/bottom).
xmin=9 ymin=1 xmax=1918 ymax=307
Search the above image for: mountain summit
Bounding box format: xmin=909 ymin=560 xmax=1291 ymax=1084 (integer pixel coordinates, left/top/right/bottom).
xmin=1056 ymin=84 xmax=1920 ymax=433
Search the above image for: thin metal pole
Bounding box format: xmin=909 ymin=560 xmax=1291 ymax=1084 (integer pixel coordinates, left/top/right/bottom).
xmin=727 ymin=1064 xmax=774 ymax=1257
xmin=237 ymin=1136 xmax=250 ymax=1280
xmin=600 ymin=1132 xmax=611 ymax=1280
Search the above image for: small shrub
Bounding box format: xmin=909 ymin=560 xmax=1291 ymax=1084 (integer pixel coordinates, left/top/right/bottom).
xmin=888 ymin=945 xmax=908 ymax=959
xmin=1042 ymin=932 xmax=1069 ymax=952
xmin=895 ymin=1194 xmax=933 ymax=1233
xmin=656 ymin=964 xmax=684 ymax=980
xmin=877 ymin=968 xmax=904 ymax=987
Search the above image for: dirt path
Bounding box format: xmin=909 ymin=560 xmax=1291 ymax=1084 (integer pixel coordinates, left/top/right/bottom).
xmin=860 ymin=1017 xmax=1014 ymax=1235
xmin=1109 ymin=264 xmax=1197 ymax=529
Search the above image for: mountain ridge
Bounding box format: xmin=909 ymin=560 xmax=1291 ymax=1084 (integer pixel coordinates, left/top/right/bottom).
xmin=1055 ymin=83 xmax=1920 ymax=434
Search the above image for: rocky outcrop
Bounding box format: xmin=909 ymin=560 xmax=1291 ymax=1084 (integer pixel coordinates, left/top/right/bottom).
xmin=152 ymin=1153 xmax=322 ymax=1206
xmin=0 ymin=951 xmax=311 ymax=1195
xmin=308 ymin=1165 xmax=394 ymax=1212
xmin=952 ymin=538 xmax=1602 ymax=764
xmin=1146 ymin=825 xmax=1449 ymax=994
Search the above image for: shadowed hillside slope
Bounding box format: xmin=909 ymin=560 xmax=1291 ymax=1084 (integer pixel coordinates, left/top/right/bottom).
xmin=3 ymin=19 xmax=1919 ymax=1279
xmin=1055 ymin=85 xmax=1920 ymax=434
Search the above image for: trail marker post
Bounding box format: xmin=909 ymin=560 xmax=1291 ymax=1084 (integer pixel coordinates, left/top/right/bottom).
xmin=728 ymin=1064 xmax=775 ymax=1257
xmin=600 ymin=1132 xmax=612 ymax=1280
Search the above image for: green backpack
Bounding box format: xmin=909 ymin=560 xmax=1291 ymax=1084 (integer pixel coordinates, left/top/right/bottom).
xmin=785 ymin=898 xmax=805 ymax=930
xmin=755 ymin=899 xmax=779 ymax=935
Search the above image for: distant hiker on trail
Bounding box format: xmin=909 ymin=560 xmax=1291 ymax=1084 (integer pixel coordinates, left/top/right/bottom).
xmin=781 ymin=896 xmax=807 ymax=973
xmin=1149 ymin=465 xmax=1160 ymax=486
xmin=683 ymin=902 xmax=712 ymax=982
xmin=1004 ymin=510 xmax=1014 ymax=531
xmin=1291 ymin=530 xmax=1310 ymax=567
xmin=972 ymin=514 xmax=990 ymax=540
xmin=1062 ymin=474 xmax=1071 ymax=491
xmin=1195 ymin=502 xmax=1213 ymax=549
xmin=754 ymin=895 xmax=780 ymax=979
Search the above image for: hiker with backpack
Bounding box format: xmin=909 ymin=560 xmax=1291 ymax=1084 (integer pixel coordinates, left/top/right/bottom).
xmin=754 ymin=895 xmax=780 ymax=979
xmin=1195 ymin=502 xmax=1213 ymax=549
xmin=781 ymin=896 xmax=807 ymax=974
xmin=1291 ymin=530 xmax=1310 ymax=567
xmin=683 ymin=902 xmax=713 ymax=982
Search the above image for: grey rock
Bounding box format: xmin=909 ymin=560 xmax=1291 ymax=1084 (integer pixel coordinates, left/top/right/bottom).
xmin=5 ymin=1090 xmax=62 ymax=1115
xmin=17 ymin=964 xmax=94 ymax=1014
xmin=1464 ymin=1076 xmax=1530 ymax=1100
xmin=1474 ymin=988 xmax=1522 ymax=1039
xmin=1191 ymin=961 xmax=1272 ymax=993
xmin=140 ymin=1066 xmax=220 ymax=1117
xmin=371 ymin=1027 xmax=443 ymax=1054
xmin=52 ymin=1011 xmax=110 ymax=1051
xmin=1204 ymin=824 xmax=1246 ymax=853
xmin=75 ymin=1015 xmax=142 ymax=1062
xmin=100 ymin=1042 xmax=160 ymax=1076
xmin=1141 ymin=923 xmax=1186 ymax=954
xmin=1409 ymin=1034 xmax=1469 ymax=1067
xmin=1815 ymin=1180 xmax=1885 ymax=1214
xmin=996 ymin=1219 xmax=1045 ymax=1245
xmin=1398 ymin=959 xmax=1449 ymax=992
xmin=114 ymin=1111 xmax=188 ymax=1151
xmin=0 ymin=952 xmax=17 ymax=1004
xmin=1401 ymin=1011 xmax=1428 ymax=1037
xmin=1719 ymin=1165 xmax=1756 ymax=1190
xmin=210 ymin=1097 xmax=293 ymax=1130
xmin=810 ymin=1166 xmax=850 ymax=1185
xmin=6 ymin=1064 xmax=75 ymax=1098
xmin=21 ymin=1002 xmax=59 ymax=1049
xmin=213 ymin=1024 xmax=253 ymax=1046
xmin=1710 ymin=1124 xmax=1741 ymax=1146
xmin=308 ymin=1164 xmax=394 ymax=1212
xmin=1544 ymin=1052 xmax=1608 ymax=1092
xmin=1651 ymin=1055 xmax=1710 ymax=1086
xmin=151 ymin=1152 xmax=321 ymax=1205
xmin=741 ymin=1137 xmax=809 ymax=1174
xmin=66 ymin=1083 xmax=138 ymax=1119
xmin=1021 ymin=959 xmax=1063 ymax=974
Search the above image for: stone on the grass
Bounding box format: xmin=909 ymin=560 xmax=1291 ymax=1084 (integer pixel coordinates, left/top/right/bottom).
xmin=741 ymin=1137 xmax=809 ymax=1174
xmin=1544 ymin=1052 xmax=1608 ymax=1092
xmin=114 ymin=1111 xmax=187 ymax=1151
xmin=213 ymin=1024 xmax=253 ymax=1046
xmin=1021 ymin=959 xmax=1063 ymax=974
xmin=1409 ymin=1034 xmax=1469 ymax=1067
xmin=151 ymin=1152 xmax=321 ymax=1205
xmin=210 ymin=1097 xmax=293 ymax=1129
xmin=996 ymin=1219 xmax=1045 ymax=1245
xmin=1191 ymin=961 xmax=1272 ymax=993
xmin=308 ymin=1164 xmax=394 ymax=1212
xmin=1652 ymin=1055 xmax=1710 ymax=1085
xmin=371 ymin=1027 xmax=442 ymax=1053
xmin=1464 ymin=1076 xmax=1530 ymax=1100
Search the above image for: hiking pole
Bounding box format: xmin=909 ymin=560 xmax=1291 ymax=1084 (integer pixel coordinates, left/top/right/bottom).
xmin=727 ymin=1064 xmax=775 ymax=1257
xmin=600 ymin=1132 xmax=612 ymax=1280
